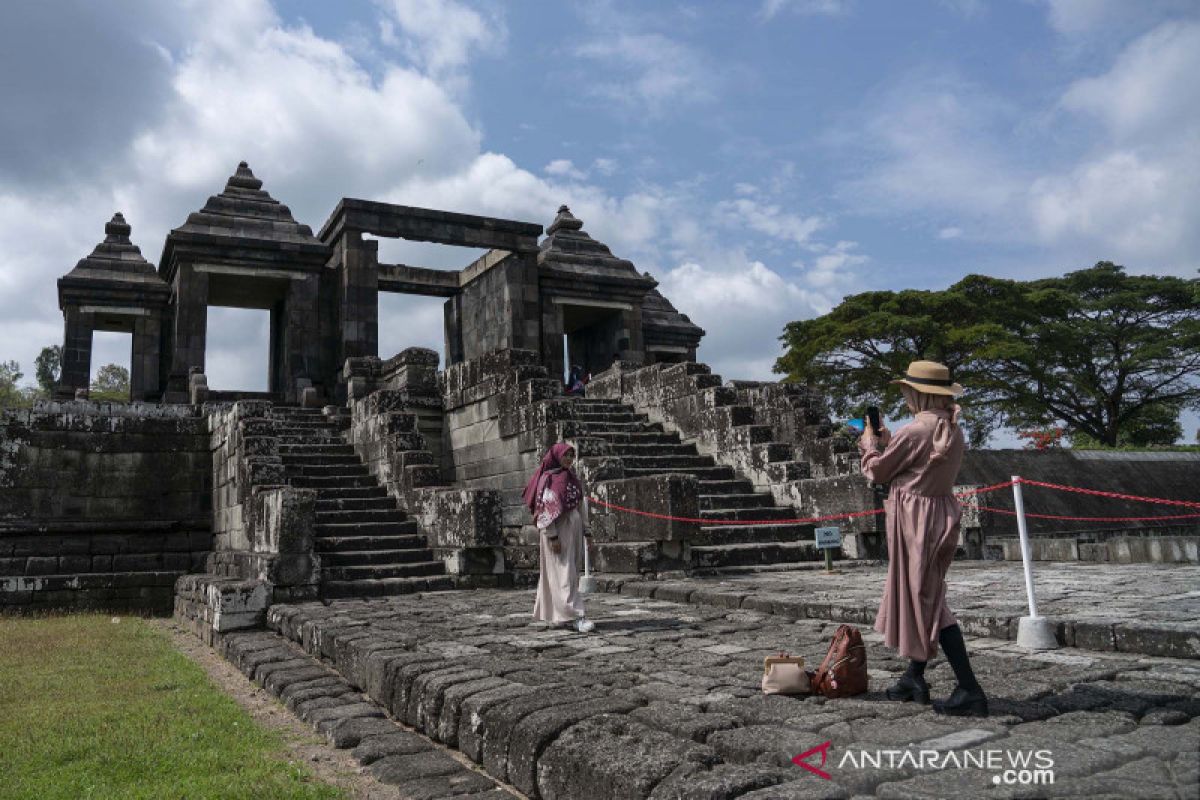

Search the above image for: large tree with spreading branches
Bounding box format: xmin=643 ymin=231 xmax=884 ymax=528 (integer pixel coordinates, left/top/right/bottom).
xmin=776 ymin=263 xmax=1199 ymax=447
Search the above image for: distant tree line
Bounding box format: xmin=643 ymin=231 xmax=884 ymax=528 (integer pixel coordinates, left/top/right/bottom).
xmin=776 ymin=263 xmax=1200 ymax=448
xmin=0 ymin=345 xmax=130 ymax=409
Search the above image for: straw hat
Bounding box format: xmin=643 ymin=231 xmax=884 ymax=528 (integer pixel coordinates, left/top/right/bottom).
xmin=890 ymin=360 xmax=963 ymax=397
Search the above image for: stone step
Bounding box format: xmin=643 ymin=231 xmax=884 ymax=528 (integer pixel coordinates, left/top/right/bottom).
xmin=691 ymin=522 xmax=814 ymax=546
xmin=689 ymin=541 xmax=822 ymax=569
xmin=320 ymin=574 xmax=453 ymax=599
xmin=604 ymin=442 xmax=699 ymax=456
xmin=700 ymin=506 xmax=796 ymax=522
xmin=571 ymin=420 xmax=666 ymax=434
xmin=315 ymin=508 xmax=407 ymax=525
xmin=619 ymin=454 xmax=716 ymax=470
xmin=320 ymin=562 xmax=445 ymax=581
xmin=578 ymin=431 xmax=681 ymax=445
xmin=280 ymin=453 xmax=362 ymax=466
xmin=272 ymin=418 xmax=338 ymax=428
xmin=697 ymin=478 xmax=756 ymax=494
xmin=320 ymin=548 xmax=435 ymax=567
xmin=624 ymin=465 xmax=735 ymax=481
xmin=316 ymin=520 xmax=420 ymax=537
xmin=309 ymin=486 xmax=389 ymax=500
xmin=277 ymin=432 xmax=346 ymax=444
xmin=699 ymin=492 xmax=778 ymax=510
xmin=284 ymin=463 xmax=370 ymax=479
xmin=315 ymin=534 xmax=428 ymax=552
xmin=279 ymin=443 xmax=356 ymax=456
xmin=566 ymin=398 xmax=623 ymax=407
xmin=290 ymin=475 xmax=379 ymax=490
xmin=573 ymin=412 xmax=644 ymax=424
xmin=314 ymin=496 xmax=395 ymax=512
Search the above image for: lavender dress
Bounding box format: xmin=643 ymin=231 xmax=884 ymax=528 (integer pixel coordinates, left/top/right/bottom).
xmin=860 ymin=409 xmax=966 ymax=661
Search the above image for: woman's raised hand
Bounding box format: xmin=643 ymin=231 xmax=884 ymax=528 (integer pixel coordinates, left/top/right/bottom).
xmin=859 ymin=423 xmax=892 ymax=451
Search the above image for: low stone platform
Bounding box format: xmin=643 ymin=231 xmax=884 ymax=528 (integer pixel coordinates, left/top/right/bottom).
xmin=599 ymin=562 xmax=1200 ymax=660
xmin=213 ymin=627 xmax=516 ymax=799
xmin=264 ymin=589 xmax=1200 ymax=799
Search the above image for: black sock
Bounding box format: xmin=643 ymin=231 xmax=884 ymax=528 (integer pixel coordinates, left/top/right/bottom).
xmin=938 ymin=624 xmax=981 ymax=693
xmin=906 ymin=660 xmax=927 ymax=680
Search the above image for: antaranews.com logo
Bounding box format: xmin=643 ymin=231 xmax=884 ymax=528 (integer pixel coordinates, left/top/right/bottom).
xmin=793 ymin=741 xmax=1055 ymax=787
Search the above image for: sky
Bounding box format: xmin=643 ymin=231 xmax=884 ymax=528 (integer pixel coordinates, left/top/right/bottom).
xmin=1 ymin=0 xmax=1197 ymax=439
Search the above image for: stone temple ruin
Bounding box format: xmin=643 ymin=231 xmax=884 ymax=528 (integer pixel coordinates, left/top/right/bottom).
xmin=2 ymin=162 xmax=1196 ymax=625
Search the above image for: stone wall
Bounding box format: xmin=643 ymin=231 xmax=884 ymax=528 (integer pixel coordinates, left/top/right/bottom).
xmin=0 ymin=400 xmax=211 ymax=612
xmin=960 ymin=449 xmax=1200 ymax=563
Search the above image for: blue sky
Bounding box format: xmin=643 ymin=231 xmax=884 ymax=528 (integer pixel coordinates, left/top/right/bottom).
xmin=1 ymin=0 xmax=1196 ymax=440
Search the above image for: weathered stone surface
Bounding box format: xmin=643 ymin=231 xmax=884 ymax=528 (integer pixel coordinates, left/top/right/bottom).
xmin=536 ymin=714 xmax=720 ymax=800
xmin=350 ymin=731 xmax=430 ymax=764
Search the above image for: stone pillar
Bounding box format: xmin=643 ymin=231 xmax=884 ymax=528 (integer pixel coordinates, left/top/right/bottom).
xmin=166 ymin=264 xmax=209 ymax=401
xmin=130 ymin=311 xmax=163 ymax=401
xmin=280 ymin=273 xmax=322 ymax=402
xmin=56 ymin=306 xmax=93 ymax=399
xmin=338 ymin=232 xmax=379 ymax=365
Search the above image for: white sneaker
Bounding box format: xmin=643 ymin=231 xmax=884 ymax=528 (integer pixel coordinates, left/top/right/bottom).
xmin=574 ymin=617 xmax=595 ymax=633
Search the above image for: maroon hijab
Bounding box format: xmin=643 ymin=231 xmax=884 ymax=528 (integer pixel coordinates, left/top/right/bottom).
xmin=523 ymin=442 xmax=583 ymax=514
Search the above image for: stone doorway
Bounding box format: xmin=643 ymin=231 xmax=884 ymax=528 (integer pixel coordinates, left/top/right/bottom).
xmin=559 ymin=301 xmax=627 ymax=379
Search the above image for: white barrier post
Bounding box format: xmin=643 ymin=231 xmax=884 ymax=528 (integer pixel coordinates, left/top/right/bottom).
xmin=1012 ymin=475 xmax=1059 ymax=650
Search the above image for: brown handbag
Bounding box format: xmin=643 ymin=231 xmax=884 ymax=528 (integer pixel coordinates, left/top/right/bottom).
xmin=808 ymin=624 xmax=868 ymax=698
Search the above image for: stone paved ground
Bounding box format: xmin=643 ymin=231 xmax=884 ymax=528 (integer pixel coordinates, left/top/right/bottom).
xmin=264 ymin=588 xmax=1200 ymax=800
xmin=600 ymin=562 xmax=1200 ymax=660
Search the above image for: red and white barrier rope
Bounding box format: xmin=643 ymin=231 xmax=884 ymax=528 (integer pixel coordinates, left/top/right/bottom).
xmin=588 ymin=477 xmax=1200 ymax=525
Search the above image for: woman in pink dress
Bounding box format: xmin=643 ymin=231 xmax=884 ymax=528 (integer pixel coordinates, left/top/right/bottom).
xmin=858 ymin=361 xmax=987 ymax=717
xmin=524 ymin=442 xmax=594 ymax=633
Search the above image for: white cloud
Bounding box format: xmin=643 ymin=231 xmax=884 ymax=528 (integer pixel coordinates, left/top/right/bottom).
xmin=1029 ymin=20 xmax=1200 ymax=269
xmin=376 ymin=0 xmax=502 ymax=77
xmin=805 ymin=240 xmax=867 ymax=289
xmin=591 ymin=158 xmax=618 ymax=176
xmin=1040 ymin=0 xmax=1195 ymax=37
xmin=760 ymin=0 xmax=850 ymax=20
xmin=575 ymin=32 xmax=713 ymax=112
xmin=659 ymin=256 xmax=830 ymax=380
xmin=544 ymin=159 xmax=587 ymax=180
xmin=938 ymin=226 xmax=963 ymax=239
xmin=715 ymin=197 xmax=825 ymax=246
xmin=1060 ymin=20 xmax=1200 ymax=143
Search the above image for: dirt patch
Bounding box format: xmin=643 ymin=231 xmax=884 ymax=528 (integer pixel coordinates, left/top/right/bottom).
xmin=155 ymin=618 xmax=406 ymax=800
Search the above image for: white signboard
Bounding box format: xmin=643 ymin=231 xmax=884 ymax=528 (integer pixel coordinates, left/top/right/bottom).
xmin=814 ymin=526 xmax=842 ymax=549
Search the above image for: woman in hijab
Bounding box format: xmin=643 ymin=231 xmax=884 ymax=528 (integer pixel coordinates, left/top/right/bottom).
xmin=525 ymin=442 xmax=594 ymax=633
xmin=859 ymin=360 xmax=987 ymax=717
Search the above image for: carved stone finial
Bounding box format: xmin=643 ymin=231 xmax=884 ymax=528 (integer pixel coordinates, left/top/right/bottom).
xmin=227 ymin=160 xmax=263 ymax=191
xmin=547 ymin=204 xmax=583 ymax=235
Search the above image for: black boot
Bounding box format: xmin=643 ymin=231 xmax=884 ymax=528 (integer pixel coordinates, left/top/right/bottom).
xmin=886 ymin=660 xmax=929 ymax=703
xmin=933 ymin=624 xmax=988 ymax=717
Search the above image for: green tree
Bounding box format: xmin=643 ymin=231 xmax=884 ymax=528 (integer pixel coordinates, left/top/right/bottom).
xmin=0 ymin=361 xmax=24 ymax=408
xmin=90 ymin=364 xmax=130 ymax=402
xmin=34 ymin=345 xmax=62 ymax=396
xmin=776 ymin=263 xmax=1200 ymax=447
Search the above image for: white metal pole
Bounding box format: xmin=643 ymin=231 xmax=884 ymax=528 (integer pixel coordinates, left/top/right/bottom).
xmin=1011 ymin=475 xmax=1038 ymax=618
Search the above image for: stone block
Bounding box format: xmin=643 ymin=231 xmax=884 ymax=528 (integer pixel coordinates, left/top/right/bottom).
xmin=536 ymin=714 xmax=719 ymax=800
xmin=592 ymin=474 xmax=700 ymax=544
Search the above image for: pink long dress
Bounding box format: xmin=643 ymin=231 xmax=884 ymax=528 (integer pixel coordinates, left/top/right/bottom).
xmin=860 ymin=408 xmax=965 ymax=661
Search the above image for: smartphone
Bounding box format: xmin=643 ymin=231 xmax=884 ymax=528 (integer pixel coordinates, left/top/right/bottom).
xmin=866 ymin=406 xmax=881 ymax=435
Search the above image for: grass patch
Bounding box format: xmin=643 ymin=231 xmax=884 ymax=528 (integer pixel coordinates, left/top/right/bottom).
xmin=0 ymin=614 xmax=344 ymax=800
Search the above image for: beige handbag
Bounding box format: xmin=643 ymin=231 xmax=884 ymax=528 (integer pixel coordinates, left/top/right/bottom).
xmin=762 ymin=654 xmax=810 ymax=695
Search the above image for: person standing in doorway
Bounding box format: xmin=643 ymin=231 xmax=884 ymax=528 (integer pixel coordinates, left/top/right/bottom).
xmin=858 ymin=361 xmax=987 ymax=717
xmin=526 ymin=442 xmax=594 ymax=633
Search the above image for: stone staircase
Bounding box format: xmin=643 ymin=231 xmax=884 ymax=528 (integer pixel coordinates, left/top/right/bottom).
xmin=272 ymin=407 xmax=450 ymax=598
xmin=568 ymin=398 xmax=821 ymax=570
